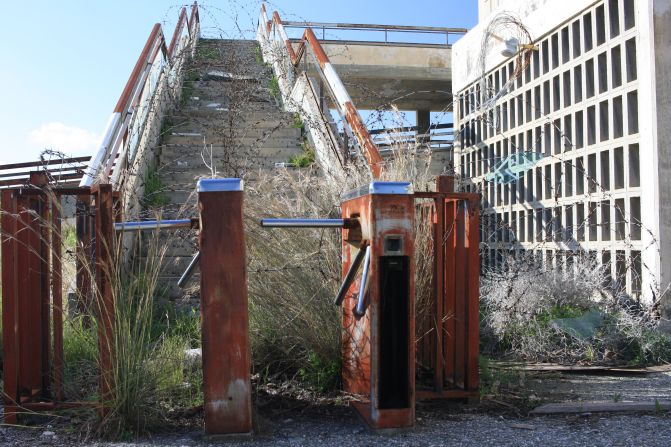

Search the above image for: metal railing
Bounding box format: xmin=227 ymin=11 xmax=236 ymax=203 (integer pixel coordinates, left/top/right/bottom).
xmin=281 ymin=21 xmax=467 ymax=46
xmin=369 ymin=123 xmax=454 ymax=153
xmin=0 ymin=156 xmax=91 ymax=188
xmin=81 ymin=2 xmax=200 ymax=189
xmin=258 ymin=5 xmax=384 ymax=178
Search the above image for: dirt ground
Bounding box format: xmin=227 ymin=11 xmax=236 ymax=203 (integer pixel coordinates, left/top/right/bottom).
xmin=2 ymin=368 xmax=670 ymax=446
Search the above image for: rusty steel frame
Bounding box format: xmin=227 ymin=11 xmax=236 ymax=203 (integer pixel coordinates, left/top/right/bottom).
xmin=1 ymin=175 xmax=119 ymax=423
xmin=340 ymin=184 xmax=416 ymax=429
xmin=415 ymin=176 xmax=480 ymax=400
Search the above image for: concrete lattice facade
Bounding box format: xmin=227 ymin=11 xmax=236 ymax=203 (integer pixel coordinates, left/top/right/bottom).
xmin=453 ymin=0 xmax=671 ymax=316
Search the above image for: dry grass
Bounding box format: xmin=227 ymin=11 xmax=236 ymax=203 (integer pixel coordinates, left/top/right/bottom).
xmin=481 ymin=255 xmax=671 ymax=365
xmin=241 ymin=139 xmax=436 ymax=388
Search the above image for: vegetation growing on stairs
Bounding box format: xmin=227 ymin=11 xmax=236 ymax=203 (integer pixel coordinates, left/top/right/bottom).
xmin=268 ymin=75 xmax=281 ymax=102
xmin=289 ymin=143 xmax=315 ymax=168
xmin=195 ymin=44 xmax=219 ymax=61
xmin=180 ymin=69 xmax=201 ymax=106
xmin=142 ymin=167 xmax=169 ymax=208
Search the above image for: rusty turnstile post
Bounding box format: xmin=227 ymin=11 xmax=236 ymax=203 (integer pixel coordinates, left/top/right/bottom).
xmin=197 ymin=178 xmax=252 ymax=436
xmin=340 ymin=182 xmax=416 ymax=429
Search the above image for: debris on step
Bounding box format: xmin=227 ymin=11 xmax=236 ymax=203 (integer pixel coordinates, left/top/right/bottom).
xmin=206 ymin=70 xmax=257 ymax=81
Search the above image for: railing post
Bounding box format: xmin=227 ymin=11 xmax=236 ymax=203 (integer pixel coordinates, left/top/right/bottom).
xmin=197 ymin=178 xmax=252 ymax=436
xmin=95 ymin=184 xmax=115 ymax=418
xmin=1 ymin=189 xmax=20 ymax=424
xmin=76 ymin=195 xmax=93 ymax=321
xmin=51 ymin=191 xmax=64 ymax=401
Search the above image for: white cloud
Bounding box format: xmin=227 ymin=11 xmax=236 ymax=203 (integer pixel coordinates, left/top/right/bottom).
xmin=29 ymin=122 xmax=100 ymax=154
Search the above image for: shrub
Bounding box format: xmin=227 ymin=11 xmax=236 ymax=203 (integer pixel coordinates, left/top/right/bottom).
xmin=481 ymin=255 xmax=671 ymax=365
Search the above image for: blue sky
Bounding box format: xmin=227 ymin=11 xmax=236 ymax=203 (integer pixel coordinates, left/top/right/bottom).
xmin=0 ymin=0 xmax=477 ymax=164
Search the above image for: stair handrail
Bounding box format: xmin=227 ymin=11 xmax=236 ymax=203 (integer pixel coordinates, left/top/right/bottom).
xmin=258 ymin=5 xmax=384 ymax=178
xmin=81 ymin=2 xmax=200 ymax=189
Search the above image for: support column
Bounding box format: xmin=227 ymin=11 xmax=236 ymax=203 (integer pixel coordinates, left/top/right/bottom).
xmin=198 ymin=178 xmax=252 ymax=436
xmin=417 ymin=110 xmax=431 ymax=145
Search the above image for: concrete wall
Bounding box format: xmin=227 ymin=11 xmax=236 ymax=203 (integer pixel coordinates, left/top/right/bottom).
xmin=454 ymin=0 xmax=668 ymax=310
xmin=454 ymin=0 xmax=597 ymax=92
xmin=307 ymin=42 xmax=453 ymax=110
xmin=653 ymin=0 xmax=671 ymax=318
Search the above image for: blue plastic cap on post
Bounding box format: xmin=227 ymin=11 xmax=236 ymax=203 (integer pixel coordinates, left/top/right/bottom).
xmin=197 ymin=178 xmax=244 ymax=192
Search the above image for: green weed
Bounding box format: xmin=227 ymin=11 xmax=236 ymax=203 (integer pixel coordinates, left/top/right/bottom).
xmin=289 ymin=146 xmax=315 ymax=168
xmin=299 ymin=351 xmax=341 ymax=392
xmin=268 ymin=75 xmax=281 ymax=101
xmin=142 ymin=168 xmax=169 ymax=208
xmin=195 ymin=45 xmax=219 ymax=61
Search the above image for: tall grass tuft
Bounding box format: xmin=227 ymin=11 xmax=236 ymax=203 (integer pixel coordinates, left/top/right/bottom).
xmin=92 ymin=227 xmax=201 ymax=438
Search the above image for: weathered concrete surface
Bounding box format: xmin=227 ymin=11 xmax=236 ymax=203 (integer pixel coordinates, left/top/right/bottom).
xmin=654 ymin=0 xmax=671 ymax=320
xmin=295 ymin=40 xmax=454 ymax=110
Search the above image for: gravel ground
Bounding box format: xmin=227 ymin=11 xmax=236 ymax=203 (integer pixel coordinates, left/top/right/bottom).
xmin=2 ymin=411 xmax=670 ymax=447
xmin=2 ymin=370 xmax=670 ymax=446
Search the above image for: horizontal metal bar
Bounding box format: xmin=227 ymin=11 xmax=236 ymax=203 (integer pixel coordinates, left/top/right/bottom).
xmin=259 ymin=218 xmax=345 ymax=228
xmin=292 ymin=38 xmax=451 ymax=49
xmin=282 ymin=21 xmax=468 ymax=34
xmin=368 ymin=123 xmax=453 ymax=135
xmin=0 ymin=156 xmax=91 ymax=172
xmin=114 ymin=219 xmax=194 ymax=231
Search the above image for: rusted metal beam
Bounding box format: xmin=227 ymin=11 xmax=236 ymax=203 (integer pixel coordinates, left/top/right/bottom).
xmin=198 ymin=178 xmax=252 ymax=436
xmin=466 ymin=198 xmax=480 ymax=392
xmin=95 ymin=184 xmax=115 ymax=417
xmin=168 ymin=7 xmax=187 ymax=59
xmin=1 ymin=189 xmax=20 ymax=423
xmin=76 ymin=195 xmax=93 ymax=319
xmin=51 ymin=194 xmax=64 ymax=401
xmin=0 ymin=156 xmax=90 ymax=171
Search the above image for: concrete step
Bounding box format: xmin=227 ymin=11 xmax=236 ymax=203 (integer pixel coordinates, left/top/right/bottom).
xmin=164 ymin=121 xmax=299 ymax=136
xmin=167 ymin=107 xmax=286 ymax=120
xmin=164 ymin=113 xmax=294 ymax=128
xmin=156 ymin=275 xmax=200 ymax=299
xmin=137 ymin=256 xmax=198 ymax=277
xmin=163 ymin=133 xmax=302 ymax=147
xmin=164 ymin=126 xmax=301 ymax=140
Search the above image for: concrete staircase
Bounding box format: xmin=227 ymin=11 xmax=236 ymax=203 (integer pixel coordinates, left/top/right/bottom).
xmin=145 ymin=39 xmax=305 ymax=300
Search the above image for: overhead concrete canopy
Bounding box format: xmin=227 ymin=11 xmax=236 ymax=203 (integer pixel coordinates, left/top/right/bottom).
xmin=290 ymin=39 xmax=459 ymax=111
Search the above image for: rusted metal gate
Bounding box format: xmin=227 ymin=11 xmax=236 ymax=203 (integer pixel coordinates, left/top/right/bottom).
xmin=415 ymin=176 xmax=480 ymax=400
xmin=1 ymin=175 xmax=116 ymax=422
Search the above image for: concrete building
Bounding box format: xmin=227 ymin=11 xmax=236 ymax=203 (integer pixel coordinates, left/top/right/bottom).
xmin=452 ymin=0 xmax=671 ymax=317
